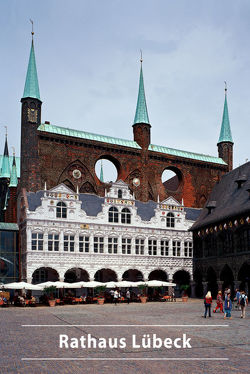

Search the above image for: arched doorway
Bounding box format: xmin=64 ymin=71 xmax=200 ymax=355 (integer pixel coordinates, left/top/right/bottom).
xmin=94 ymin=268 xmax=117 ymax=282
xmin=148 ymin=269 xmax=168 ymax=281
xmin=64 ymin=268 xmax=89 ymax=283
xmin=193 ymin=268 xmax=203 ymax=298
xmin=207 ymin=267 xmax=218 ymax=298
xmin=122 ymin=269 xmax=144 ymax=282
xmin=238 ymin=262 xmax=250 ymax=294
xmin=32 ymin=267 xmax=59 ymax=284
xmin=173 ymin=270 xmax=191 ymax=297
xmin=220 ymin=265 xmax=234 ymax=294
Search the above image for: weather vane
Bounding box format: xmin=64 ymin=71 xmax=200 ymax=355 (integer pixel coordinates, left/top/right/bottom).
xmin=4 ymin=125 xmax=7 ymax=137
xmin=140 ymin=49 xmax=143 ymax=63
xmin=224 ymin=81 xmax=227 ymax=92
xmin=12 ymin=146 xmax=15 ymax=156
xmin=30 ymin=19 xmax=34 ymax=38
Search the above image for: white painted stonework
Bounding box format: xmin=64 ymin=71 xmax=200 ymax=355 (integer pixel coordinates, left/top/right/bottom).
xmin=20 ymin=181 xmax=195 ymax=283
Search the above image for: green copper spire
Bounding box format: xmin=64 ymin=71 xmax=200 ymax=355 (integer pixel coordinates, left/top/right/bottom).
xmin=133 ymin=59 xmax=150 ymax=125
xmin=9 ymin=153 xmax=18 ymax=187
xmin=22 ymin=39 xmax=40 ymax=100
xmin=100 ymin=161 xmax=104 ymax=182
xmin=1 ymin=134 xmax=10 ymax=178
xmin=218 ymin=85 xmax=233 ymax=144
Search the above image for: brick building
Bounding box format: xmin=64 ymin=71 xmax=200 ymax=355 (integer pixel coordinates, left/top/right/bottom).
xmin=15 ymin=36 xmax=233 ymax=214
xmin=191 ymin=162 xmax=250 ymax=297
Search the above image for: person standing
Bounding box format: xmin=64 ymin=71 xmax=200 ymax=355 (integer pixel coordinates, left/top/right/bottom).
xmin=224 ymin=293 xmax=233 ymax=319
xmin=204 ymin=291 xmax=212 ymax=318
xmin=113 ymin=290 xmax=119 ymax=306
xmin=239 ymin=291 xmax=248 ymax=319
xmin=126 ymin=289 xmax=131 ymax=304
xmin=213 ymin=291 xmax=223 ymax=313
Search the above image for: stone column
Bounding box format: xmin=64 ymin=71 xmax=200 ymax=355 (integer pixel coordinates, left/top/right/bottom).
xmin=234 ymin=280 xmax=241 ymax=291
xmin=202 ymin=281 xmax=208 ymax=296
xmin=190 ymin=280 xmax=196 ymax=298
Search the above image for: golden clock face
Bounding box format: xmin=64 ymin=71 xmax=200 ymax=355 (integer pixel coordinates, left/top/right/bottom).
xmin=27 ymin=108 xmax=38 ymax=123
xmin=73 ymin=169 xmax=82 ymax=179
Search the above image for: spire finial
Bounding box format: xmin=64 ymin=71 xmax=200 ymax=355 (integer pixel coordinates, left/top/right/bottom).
xmin=140 ymin=49 xmax=143 ymax=64
xmin=224 ymin=81 xmax=227 ymax=94
xmin=4 ymin=125 xmax=7 ymax=138
xmin=30 ymin=19 xmax=34 ymax=39
xmin=12 ymin=146 xmax=15 ymax=157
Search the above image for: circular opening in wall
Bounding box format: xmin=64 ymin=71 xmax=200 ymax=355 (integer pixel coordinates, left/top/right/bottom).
xmin=161 ymin=168 xmax=181 ymax=191
xmin=95 ymin=158 xmax=118 ymax=183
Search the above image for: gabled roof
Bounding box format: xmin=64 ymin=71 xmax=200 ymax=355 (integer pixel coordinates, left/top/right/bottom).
xmin=38 ymin=123 xmax=226 ymax=165
xmin=22 ymin=39 xmax=40 ymax=100
xmin=191 ymin=162 xmax=250 ymax=230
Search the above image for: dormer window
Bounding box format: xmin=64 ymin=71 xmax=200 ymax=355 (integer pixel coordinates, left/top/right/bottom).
xmin=108 ymin=207 xmax=119 ymax=223
xmin=121 ymin=208 xmax=131 ymax=224
xmin=166 ymin=212 xmax=175 ymax=228
xmin=56 ymin=202 xmax=67 ymax=218
xmin=118 ymin=189 xmax=123 ymax=198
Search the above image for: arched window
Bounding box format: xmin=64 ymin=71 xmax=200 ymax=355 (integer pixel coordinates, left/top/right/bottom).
xmin=56 ymin=202 xmax=67 ymax=218
xmin=118 ymin=189 xmax=123 ymax=198
xmin=166 ymin=212 xmax=175 ymax=228
xmin=121 ymin=208 xmax=131 ymax=224
xmin=108 ymin=207 xmax=119 ymax=223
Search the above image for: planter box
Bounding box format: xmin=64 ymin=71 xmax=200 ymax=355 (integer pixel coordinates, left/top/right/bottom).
xmin=140 ymin=296 xmax=148 ymax=304
xmin=97 ymin=298 xmax=105 ymax=305
xmin=48 ymin=300 xmax=56 ymax=307
xmin=182 ymin=296 xmax=188 ymax=302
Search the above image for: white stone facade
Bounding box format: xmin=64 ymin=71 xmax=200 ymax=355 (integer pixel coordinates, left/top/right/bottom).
xmin=20 ymin=181 xmax=195 ymax=284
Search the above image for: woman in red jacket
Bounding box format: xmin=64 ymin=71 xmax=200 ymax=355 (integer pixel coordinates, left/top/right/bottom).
xmin=204 ymin=291 xmax=212 ymax=318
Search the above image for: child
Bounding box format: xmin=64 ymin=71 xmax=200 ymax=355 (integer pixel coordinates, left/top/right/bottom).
xmin=224 ymin=293 xmax=232 ymax=319
xmin=213 ymin=291 xmax=223 ymax=313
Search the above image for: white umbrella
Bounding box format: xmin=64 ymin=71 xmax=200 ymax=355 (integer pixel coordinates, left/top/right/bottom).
xmin=84 ymin=281 xmax=105 ymax=288
xmin=105 ymin=281 xmax=118 ymax=288
xmin=116 ymin=281 xmax=138 ymax=288
xmin=146 ymin=280 xmax=176 ymax=287
xmin=4 ymin=281 xmax=42 ymax=291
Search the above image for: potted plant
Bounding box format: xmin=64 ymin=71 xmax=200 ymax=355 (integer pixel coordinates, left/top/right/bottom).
xmin=138 ymin=284 xmax=148 ymax=303
xmin=95 ymin=285 xmax=106 ymax=305
xmin=180 ymin=285 xmax=189 ymax=302
xmin=43 ymin=285 xmax=57 ymax=307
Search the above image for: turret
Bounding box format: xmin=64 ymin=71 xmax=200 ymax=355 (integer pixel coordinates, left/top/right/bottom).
xmin=217 ymin=84 xmax=233 ymax=171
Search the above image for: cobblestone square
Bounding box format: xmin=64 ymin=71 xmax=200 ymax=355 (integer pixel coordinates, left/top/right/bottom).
xmin=0 ymin=300 xmax=249 ymax=374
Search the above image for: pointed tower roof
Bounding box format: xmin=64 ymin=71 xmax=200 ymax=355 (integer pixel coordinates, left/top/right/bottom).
xmin=22 ymin=38 xmax=41 ymax=100
xmin=133 ymin=59 xmax=150 ymax=125
xmin=0 ymin=134 xmax=10 ymax=178
xmin=218 ymin=86 xmax=233 ymax=144
xmin=9 ymin=153 xmax=18 ymax=187
xmin=100 ymin=161 xmax=104 ymax=182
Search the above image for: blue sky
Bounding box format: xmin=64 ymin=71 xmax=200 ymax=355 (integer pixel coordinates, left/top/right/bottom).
xmin=0 ymin=0 xmax=249 ymax=179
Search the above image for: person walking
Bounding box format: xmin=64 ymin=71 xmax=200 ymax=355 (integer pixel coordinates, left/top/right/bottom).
xmin=213 ymin=291 xmax=223 ymax=313
xmin=126 ymin=289 xmax=131 ymax=304
xmin=113 ymin=290 xmax=119 ymax=306
xmin=224 ymin=293 xmax=233 ymax=319
xmin=234 ymin=289 xmax=241 ymax=310
xmin=239 ymin=291 xmax=248 ymax=319
xmin=204 ymin=291 xmax=212 ymax=318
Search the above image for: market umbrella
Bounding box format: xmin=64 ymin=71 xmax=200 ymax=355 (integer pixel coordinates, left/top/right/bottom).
xmin=105 ymin=281 xmax=118 ymax=288
xmin=37 ymin=281 xmax=72 ymax=289
xmin=4 ymin=281 xmax=42 ymax=291
xmin=84 ymin=281 xmax=105 ymax=288
xmin=146 ymin=280 xmax=176 ymax=287
xmin=116 ymin=281 xmax=139 ymax=288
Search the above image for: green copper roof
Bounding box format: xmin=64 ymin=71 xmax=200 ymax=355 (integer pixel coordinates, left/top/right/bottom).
xmin=133 ymin=64 xmax=150 ymax=125
xmin=0 ymin=137 xmax=10 ymax=178
xmin=0 ymin=156 xmax=20 ymax=179
xmin=38 ymin=123 xmax=142 ymax=149
xmin=0 ymin=222 xmax=18 ymax=231
xmin=148 ymin=144 xmax=227 ymax=165
xmin=22 ymin=40 xmax=40 ymax=100
xmin=218 ymin=92 xmax=233 ymax=143
xmin=38 ymin=122 xmax=226 ymax=165
xmin=100 ymin=162 xmax=104 ymax=182
xmin=9 ymin=156 xmax=18 ymax=187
